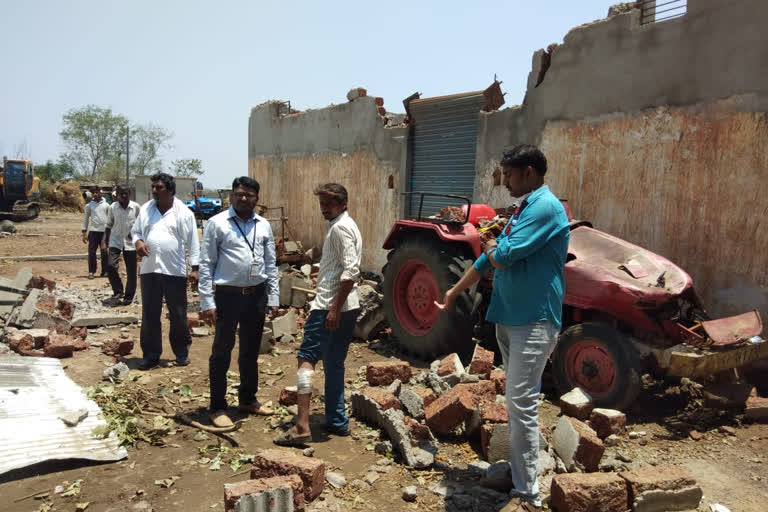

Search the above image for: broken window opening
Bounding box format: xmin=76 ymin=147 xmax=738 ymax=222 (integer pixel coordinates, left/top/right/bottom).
xmin=639 ymin=0 xmax=687 ymax=25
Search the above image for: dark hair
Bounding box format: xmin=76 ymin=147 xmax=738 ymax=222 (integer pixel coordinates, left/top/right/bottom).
xmin=313 ymin=183 xmax=348 ymax=205
xmin=91 ymin=185 xmax=101 ymax=193
xmin=151 ymin=172 xmax=176 ymax=195
xmin=232 ymin=176 xmax=260 ymax=195
xmin=500 ymin=144 xmax=548 ymax=176
xmin=116 ymin=184 xmax=129 ymax=194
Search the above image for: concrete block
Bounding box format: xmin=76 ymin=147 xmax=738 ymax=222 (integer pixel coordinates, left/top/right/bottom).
xmin=354 ymin=284 xmax=386 ymax=340
xmin=552 ymin=416 xmax=604 ymax=472
xmin=43 ymin=333 xmax=76 ymax=358
xmin=366 ymin=360 xmax=412 ymax=386
xmin=101 ymin=338 xmax=134 ymax=356
xmin=224 ymin=475 xmax=304 ymax=512
xmin=490 ymin=369 xmax=505 ymax=395
xmin=480 ymin=423 xmax=510 ymax=463
xmin=469 ymin=345 xmax=494 ymax=376
xmin=589 ymin=408 xmax=626 ymax=439
xmin=325 ymin=472 xmax=347 ymax=489
xmin=433 ymin=353 xmax=464 ymax=386
xmin=59 ymin=408 xmax=88 ymax=426
xmin=259 ymin=328 xmax=274 ymax=354
xmin=71 ymin=313 xmax=138 ymax=327
xmin=191 ymin=327 xmax=210 ymax=337
xmin=272 ymin=310 xmax=298 ymax=339
xmin=620 ymin=465 xmax=702 ymax=512
xmin=483 ymin=460 xmax=513 ymax=491
xmin=425 ymin=385 xmax=475 ymax=434
xmin=250 ymin=449 xmax=325 ymax=501
xmin=361 ymin=387 xmax=400 ymax=411
xmin=426 ymin=369 xmax=452 ymax=395
xmin=279 ymin=274 xmax=312 ymax=308
xmin=279 ymin=386 xmax=298 ymax=406
xmin=399 ymin=386 xmax=435 ymax=420
xmin=0 ymin=268 xmax=32 ymax=320
xmin=402 ymin=486 xmax=418 ymax=502
xmin=560 ymin=387 xmax=594 ymax=420
xmin=551 ymin=473 xmax=629 ymax=512
xmin=385 ymin=378 xmax=402 ymax=396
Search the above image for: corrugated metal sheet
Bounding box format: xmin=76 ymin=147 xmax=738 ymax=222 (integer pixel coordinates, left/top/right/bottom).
xmin=233 ymin=486 xmax=295 ymax=512
xmin=0 ymin=355 xmax=128 ymax=475
xmin=408 ymin=93 xmax=485 ymax=217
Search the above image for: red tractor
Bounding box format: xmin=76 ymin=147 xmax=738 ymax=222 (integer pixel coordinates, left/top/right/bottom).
xmin=381 ymin=193 xmax=767 ymax=410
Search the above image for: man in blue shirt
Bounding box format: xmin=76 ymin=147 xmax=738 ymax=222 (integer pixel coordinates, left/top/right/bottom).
xmin=438 ymin=145 xmax=569 ymax=512
xmin=199 ymin=176 xmax=279 ymax=428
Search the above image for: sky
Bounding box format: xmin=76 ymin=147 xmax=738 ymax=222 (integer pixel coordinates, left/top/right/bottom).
xmin=1 ymin=0 xmax=611 ymax=188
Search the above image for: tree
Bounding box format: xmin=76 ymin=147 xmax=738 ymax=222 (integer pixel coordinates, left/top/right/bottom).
xmin=170 ymin=158 xmax=204 ymax=177
xmin=130 ymin=124 xmax=172 ymax=176
xmin=35 ymin=159 xmax=76 ymax=182
xmin=60 ymin=105 xmax=128 ymax=176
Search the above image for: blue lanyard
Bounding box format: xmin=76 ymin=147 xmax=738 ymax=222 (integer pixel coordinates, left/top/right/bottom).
xmin=231 ymin=217 xmax=257 ymax=255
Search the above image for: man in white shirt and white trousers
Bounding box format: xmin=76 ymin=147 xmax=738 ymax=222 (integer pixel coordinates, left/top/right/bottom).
xmin=131 ymin=172 xmax=200 ymax=370
xmin=81 ymin=185 xmax=109 ymax=279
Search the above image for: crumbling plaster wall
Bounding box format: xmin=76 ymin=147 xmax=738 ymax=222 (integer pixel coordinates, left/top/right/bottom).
xmin=474 ymin=0 xmax=768 ymax=318
xmin=248 ymin=98 xmax=407 ymax=271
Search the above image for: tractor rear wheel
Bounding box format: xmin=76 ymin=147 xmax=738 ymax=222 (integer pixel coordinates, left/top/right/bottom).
xmin=382 ymin=237 xmax=480 ymax=362
xmin=552 ymin=322 xmax=641 ymax=410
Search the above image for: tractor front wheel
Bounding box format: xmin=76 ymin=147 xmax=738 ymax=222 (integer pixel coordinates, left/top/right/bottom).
xmin=382 ymin=238 xmax=479 ymax=362
xmin=552 ymin=322 xmax=641 ymax=411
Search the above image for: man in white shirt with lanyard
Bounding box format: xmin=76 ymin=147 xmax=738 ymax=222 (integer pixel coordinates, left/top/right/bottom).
xmin=81 ymin=185 xmax=109 ymax=279
xmin=198 ymin=177 xmax=279 ymax=427
xmin=131 ymin=173 xmax=200 ymax=371
xmin=104 ymin=184 xmax=140 ymax=305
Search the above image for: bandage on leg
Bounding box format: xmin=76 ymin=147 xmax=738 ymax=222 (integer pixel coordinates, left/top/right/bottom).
xmin=297 ymin=368 xmax=314 ymax=395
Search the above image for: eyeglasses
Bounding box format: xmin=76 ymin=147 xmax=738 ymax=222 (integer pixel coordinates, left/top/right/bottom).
xmin=233 ymin=192 xmax=258 ymax=199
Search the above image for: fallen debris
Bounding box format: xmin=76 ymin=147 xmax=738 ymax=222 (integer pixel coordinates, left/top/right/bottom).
xmin=551 ymin=472 xmax=629 ymax=512
xmin=366 ymin=360 xmax=412 ymax=386
xmin=224 ymin=475 xmax=304 ymax=512
xmin=560 ymin=387 xmax=594 ymax=420
xmin=250 ymin=448 xmax=326 ymax=501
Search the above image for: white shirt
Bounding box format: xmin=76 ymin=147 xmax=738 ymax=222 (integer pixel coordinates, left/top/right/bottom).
xmin=310 ymin=211 xmax=362 ymax=312
xmin=131 ymin=197 xmax=200 ymax=277
xmin=199 ymin=207 xmax=280 ymax=311
xmin=106 ymin=200 xmax=140 ymax=250
xmin=82 ymin=197 xmax=109 ymax=232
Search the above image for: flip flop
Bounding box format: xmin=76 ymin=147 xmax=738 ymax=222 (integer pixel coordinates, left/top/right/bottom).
xmin=273 ymin=429 xmax=311 ymax=447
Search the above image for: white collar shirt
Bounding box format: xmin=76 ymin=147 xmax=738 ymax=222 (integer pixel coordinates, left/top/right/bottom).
xmin=130 ymin=197 xmax=200 ymax=277
xmin=198 ymin=207 xmax=280 ymax=311
xmin=106 ymin=200 xmax=140 ymax=250
xmin=82 ymin=197 xmax=109 ymax=232
xmin=310 ymin=211 xmax=362 ymax=312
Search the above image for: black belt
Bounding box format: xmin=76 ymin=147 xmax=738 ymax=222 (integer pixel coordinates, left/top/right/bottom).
xmin=215 ymin=283 xmax=265 ymax=295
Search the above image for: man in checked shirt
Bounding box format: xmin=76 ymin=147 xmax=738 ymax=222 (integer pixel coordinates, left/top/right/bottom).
xmin=275 ymin=183 xmax=362 ymax=446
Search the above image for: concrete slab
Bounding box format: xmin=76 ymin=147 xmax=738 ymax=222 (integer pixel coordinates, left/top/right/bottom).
xmin=71 ymin=313 xmax=139 ymax=327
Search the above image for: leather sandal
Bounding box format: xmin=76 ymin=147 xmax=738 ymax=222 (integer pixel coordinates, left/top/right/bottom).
xmin=209 ymin=410 xmax=234 ymax=428
xmin=273 ymin=428 xmax=311 ymax=447
xmin=238 ymin=401 xmax=274 ymax=416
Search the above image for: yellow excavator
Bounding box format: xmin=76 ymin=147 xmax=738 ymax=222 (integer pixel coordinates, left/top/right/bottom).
xmin=0 ymin=156 xmax=40 ymax=220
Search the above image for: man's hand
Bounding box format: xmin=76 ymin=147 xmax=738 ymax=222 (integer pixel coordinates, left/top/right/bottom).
xmin=82 ymin=232 xmax=88 ymax=244
xmin=187 ymin=270 xmax=199 ymax=289
xmin=200 ymin=309 xmax=216 ymax=327
xmin=435 ymin=287 xmax=458 ymax=312
xmin=99 ymin=238 xmax=107 ymax=251
xmin=135 ymin=240 xmax=150 ymax=258
xmin=325 ymin=305 xmax=340 ymax=331
xmin=269 ymin=306 xmax=279 ymax=319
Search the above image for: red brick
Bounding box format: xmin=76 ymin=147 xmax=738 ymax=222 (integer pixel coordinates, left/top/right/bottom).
xmin=588 ymin=408 xmax=626 ymax=439
xmin=43 ymin=333 xmax=76 ymax=358
xmin=251 ymin=448 xmax=325 ymax=501
xmin=745 ymin=393 xmax=768 ymax=422
xmin=620 ymin=465 xmax=702 ymax=511
xmin=35 ymin=295 xmax=56 ymax=313
xmin=361 ymin=387 xmax=400 ymax=411
xmin=480 ymin=423 xmax=494 ymax=459
xmin=560 ymin=388 xmax=594 ymax=420
xmin=56 ymin=299 xmax=75 ymax=320
xmin=366 ymin=360 xmax=412 ymax=386
xmin=403 ymin=416 xmax=432 ymax=441
xmin=25 ymin=328 xmax=50 ymax=347
xmin=28 ymin=275 xmax=56 ymax=291
xmin=187 ymin=313 xmax=200 ymax=329
xmin=551 ymin=473 xmax=628 ymax=512
xmin=553 ymin=416 xmax=604 ymax=472
xmin=437 ymin=353 xmax=463 ymax=377
xmin=8 ymin=331 xmax=39 ymax=356
xmin=224 ymin=475 xmax=304 ymax=511
xmin=279 ymin=386 xmax=298 ymax=406
xmin=377 ymin=106 xmax=386 ymax=116
xmin=481 ymin=402 xmax=508 ymax=423
xmin=101 ymin=338 xmax=134 ymax=356
xmin=456 ymin=380 xmax=497 ymax=406
xmin=414 ymin=387 xmax=436 ymax=408
xmin=469 ymin=345 xmax=494 ymax=376
xmin=425 ymin=386 xmax=475 ymax=434
xmin=374 ymin=97 xmax=384 ymax=107
xmin=490 ymin=370 xmax=506 ymax=395
xmin=68 ymin=326 xmax=88 ymax=340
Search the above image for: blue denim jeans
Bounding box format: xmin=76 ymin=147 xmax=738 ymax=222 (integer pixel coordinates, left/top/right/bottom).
xmin=496 ymin=321 xmax=559 ymax=508
xmin=297 ymin=308 xmax=359 ymax=430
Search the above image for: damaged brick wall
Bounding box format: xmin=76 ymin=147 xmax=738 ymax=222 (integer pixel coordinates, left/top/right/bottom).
xmin=248 ymin=98 xmax=407 ymax=271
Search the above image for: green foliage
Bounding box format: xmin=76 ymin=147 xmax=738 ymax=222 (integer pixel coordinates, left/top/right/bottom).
xmin=170 ymin=158 xmax=204 ymax=177
xmin=34 ymin=159 xmax=76 ymax=182
xmin=60 ymin=105 xmax=128 ymax=176
xmin=130 ymin=123 xmax=172 ymax=176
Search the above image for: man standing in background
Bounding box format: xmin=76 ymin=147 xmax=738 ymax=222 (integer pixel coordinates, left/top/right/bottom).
xmin=199 ymin=176 xmax=278 ymax=428
xmin=131 ymin=173 xmax=200 ymax=370
xmin=104 ymin=184 xmax=140 ymax=305
xmin=82 ymin=185 xmax=109 ymax=279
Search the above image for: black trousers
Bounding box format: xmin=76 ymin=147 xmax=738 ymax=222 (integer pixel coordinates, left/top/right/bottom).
xmin=87 ymin=231 xmax=107 ymax=274
xmin=106 ymin=248 xmax=137 ymax=300
xmin=209 ymin=283 xmax=267 ymax=411
xmin=139 ymin=273 xmax=191 ymax=362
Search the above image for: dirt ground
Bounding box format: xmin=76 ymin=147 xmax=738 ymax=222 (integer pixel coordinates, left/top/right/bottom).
xmin=0 ymin=212 xmax=767 ymax=512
